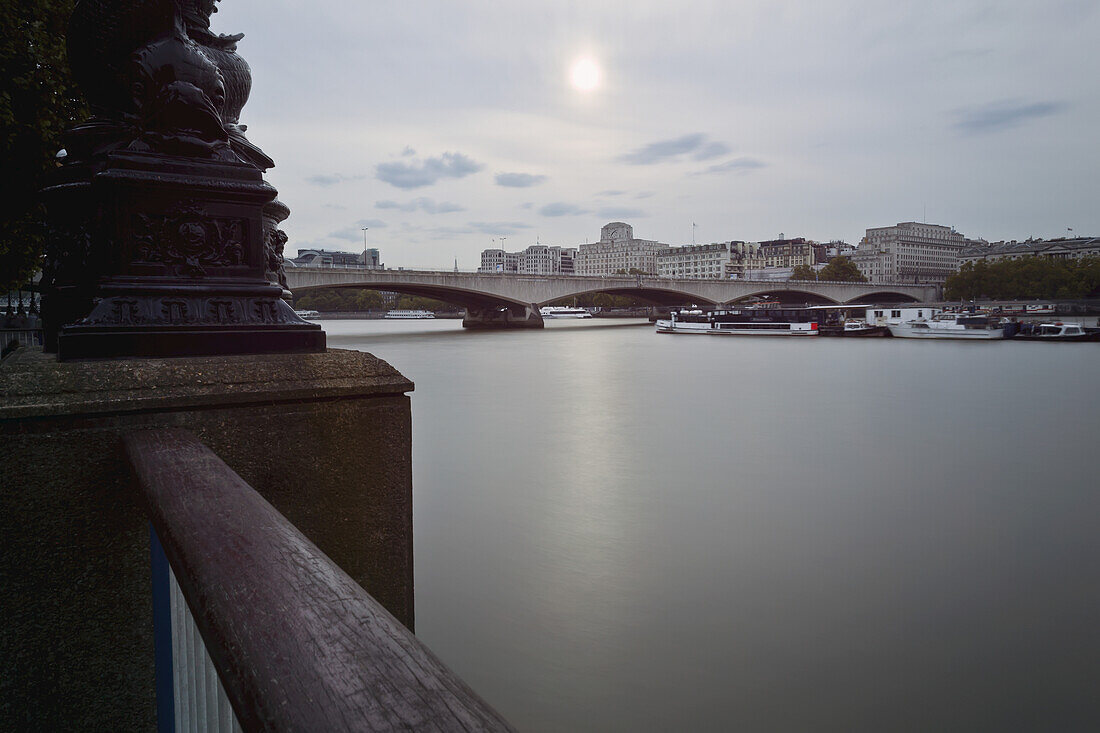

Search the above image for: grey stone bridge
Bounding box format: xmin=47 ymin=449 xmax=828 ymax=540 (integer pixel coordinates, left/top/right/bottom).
xmin=285 ymin=267 xmax=940 ymax=328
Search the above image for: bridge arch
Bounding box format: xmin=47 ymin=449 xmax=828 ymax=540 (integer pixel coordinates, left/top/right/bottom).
xmin=539 ymin=286 xmax=718 ymax=306
xmin=290 ymin=281 xmax=530 ymax=309
xmin=724 ymin=288 xmax=840 ymax=305
xmin=843 ymin=291 xmax=921 ymax=304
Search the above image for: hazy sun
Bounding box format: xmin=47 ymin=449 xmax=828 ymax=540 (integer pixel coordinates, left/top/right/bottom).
xmin=570 ymin=58 xmax=601 ymax=92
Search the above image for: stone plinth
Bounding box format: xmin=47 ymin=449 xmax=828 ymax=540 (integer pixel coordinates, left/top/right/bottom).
xmin=0 ymin=348 xmax=413 ymax=731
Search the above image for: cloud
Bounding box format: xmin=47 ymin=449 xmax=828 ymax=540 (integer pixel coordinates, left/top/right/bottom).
xmin=635 ymin=191 xmax=655 ymax=199
xmin=376 ymin=198 xmax=465 ymax=214
xmin=694 ymin=157 xmax=767 ymax=175
xmin=598 ymin=207 xmax=646 ymax=219
xmin=424 ymin=226 xmax=475 ymax=238
xmin=307 ymin=173 xmax=365 ymax=186
xmin=327 ymin=219 xmax=387 ymax=241
xmin=620 ymin=132 xmax=737 ymax=165
xmin=401 ymin=146 xmax=416 ymax=157
xmin=495 ymin=172 xmax=548 ymax=187
xmin=376 ymin=152 xmax=484 ymax=189
xmin=598 ymin=190 xmax=626 ymax=197
xmin=693 ymin=141 xmax=732 ymax=161
xmin=953 ymin=99 xmax=1067 ymax=135
xmin=539 ymin=202 xmax=589 ymax=217
xmin=468 ymin=221 xmax=534 ymax=235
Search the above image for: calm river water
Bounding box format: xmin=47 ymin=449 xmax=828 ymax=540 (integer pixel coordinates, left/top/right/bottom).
xmin=323 ymin=318 xmax=1099 ymax=732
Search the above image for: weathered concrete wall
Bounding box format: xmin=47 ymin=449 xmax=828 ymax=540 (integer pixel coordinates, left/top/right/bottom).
xmin=0 ymin=348 xmax=413 ymax=731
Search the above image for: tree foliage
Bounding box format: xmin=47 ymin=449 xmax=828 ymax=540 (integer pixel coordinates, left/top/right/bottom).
xmin=293 ymin=288 xmax=458 ymax=313
xmin=945 ymin=256 xmax=1100 ymax=300
xmin=0 ymin=0 xmax=88 ymax=289
xmin=817 ymin=256 xmax=867 ymax=283
xmin=551 ymin=292 xmax=647 ymax=308
xmin=789 ymin=264 xmax=817 ymax=281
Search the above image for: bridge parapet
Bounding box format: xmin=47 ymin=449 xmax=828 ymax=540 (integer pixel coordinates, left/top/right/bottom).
xmin=285 ymin=268 xmax=940 ymax=310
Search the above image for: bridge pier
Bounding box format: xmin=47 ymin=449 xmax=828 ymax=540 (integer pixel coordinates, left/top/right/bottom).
xmin=462 ymin=303 xmax=544 ymax=329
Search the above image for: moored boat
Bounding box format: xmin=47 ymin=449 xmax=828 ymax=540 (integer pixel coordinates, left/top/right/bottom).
xmin=1008 ymin=322 xmax=1100 ymax=342
xmin=384 ymin=309 xmax=435 ymax=319
xmin=817 ymin=319 xmax=889 ymax=337
xmin=656 ymin=306 xmax=819 ymax=336
xmin=540 ymin=306 xmax=593 ymax=319
xmin=888 ymin=312 xmax=1005 ymax=339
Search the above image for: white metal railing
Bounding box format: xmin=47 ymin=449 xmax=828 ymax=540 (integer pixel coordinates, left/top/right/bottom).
xmin=168 ymin=566 xmax=242 ymax=733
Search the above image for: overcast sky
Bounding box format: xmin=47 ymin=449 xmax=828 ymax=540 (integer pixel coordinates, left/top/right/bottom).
xmin=214 ymin=0 xmax=1099 ymax=268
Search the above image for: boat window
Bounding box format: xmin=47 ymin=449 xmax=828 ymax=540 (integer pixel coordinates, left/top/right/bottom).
xmin=891 ymin=310 xmax=901 ymax=317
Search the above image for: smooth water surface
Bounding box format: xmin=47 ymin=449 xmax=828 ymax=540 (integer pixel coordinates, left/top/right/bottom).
xmin=323 ymin=318 xmax=1100 ymax=732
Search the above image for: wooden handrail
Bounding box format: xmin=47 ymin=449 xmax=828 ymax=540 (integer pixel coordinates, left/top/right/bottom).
xmin=123 ymin=428 xmax=513 ymax=732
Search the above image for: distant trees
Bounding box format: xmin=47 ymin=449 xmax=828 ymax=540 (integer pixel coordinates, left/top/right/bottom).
xmin=817 ymin=256 xmax=867 ymax=283
xmin=556 ymin=293 xmax=647 ymax=308
xmin=789 ymin=265 xmax=818 ymax=281
xmin=945 ymin=256 xmax=1100 ymax=300
xmin=293 ymin=289 xmax=457 ymax=312
xmin=0 ymin=0 xmax=88 ymax=289
xmin=788 ymin=257 xmax=866 ymax=283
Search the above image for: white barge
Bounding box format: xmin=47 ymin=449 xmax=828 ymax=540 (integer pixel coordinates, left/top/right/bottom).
xmin=888 ymin=312 xmax=1005 ymax=339
xmin=384 ymin=310 xmax=435 ymax=319
xmin=539 ymin=306 xmax=593 ymax=319
xmin=656 ymin=307 xmax=819 ymax=336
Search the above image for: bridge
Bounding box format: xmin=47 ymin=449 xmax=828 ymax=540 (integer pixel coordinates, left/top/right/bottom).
xmin=285 ymin=267 xmax=941 ymax=328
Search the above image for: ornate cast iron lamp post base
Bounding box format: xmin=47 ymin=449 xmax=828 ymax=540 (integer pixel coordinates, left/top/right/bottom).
xmin=43 ymin=152 xmax=323 ymax=360
xmin=42 ymin=0 xmax=324 ymax=360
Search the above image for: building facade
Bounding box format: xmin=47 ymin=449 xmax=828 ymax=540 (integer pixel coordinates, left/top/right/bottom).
xmin=656 ymin=241 xmax=763 ymax=279
xmin=573 ymin=222 xmax=668 ymax=276
xmin=291 ymin=248 xmax=381 ymax=268
xmin=478 ymin=244 xmax=577 ymax=274
xmin=757 ymin=237 xmax=815 ymax=269
xmin=853 ymin=222 xmax=968 ymax=283
xmin=958 ymin=237 xmax=1100 ymax=266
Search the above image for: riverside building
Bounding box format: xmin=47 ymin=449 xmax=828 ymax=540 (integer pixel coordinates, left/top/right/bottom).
xmin=291 ymin=248 xmax=382 ymax=268
xmin=852 ymin=222 xmax=967 ymax=284
xmin=757 ymin=237 xmax=816 ymax=269
xmin=957 ymin=236 xmax=1100 ymax=265
xmin=573 ymin=222 xmax=668 ymax=276
xmin=478 ymin=244 xmax=577 ymax=274
xmin=656 ymin=241 xmax=763 ymax=279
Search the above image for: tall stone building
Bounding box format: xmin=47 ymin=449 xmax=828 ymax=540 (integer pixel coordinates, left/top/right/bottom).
xmin=757 ymin=237 xmax=815 ymax=269
xmin=852 ymin=222 xmax=967 ymax=283
xmin=478 ymin=244 xmax=576 ymax=274
xmin=573 ymin=222 xmax=668 ymax=275
xmin=657 ymin=241 xmax=762 ymax=279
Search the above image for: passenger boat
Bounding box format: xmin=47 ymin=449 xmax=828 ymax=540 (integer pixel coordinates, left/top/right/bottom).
xmin=1008 ymin=322 xmax=1100 ymax=342
xmin=539 ymin=306 xmax=593 ymax=319
xmin=384 ymin=310 xmax=435 ymax=319
xmin=656 ymin=307 xmax=819 ymax=336
xmin=888 ymin=312 xmax=1005 ymax=339
xmin=654 ymin=309 xmax=712 ymax=334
